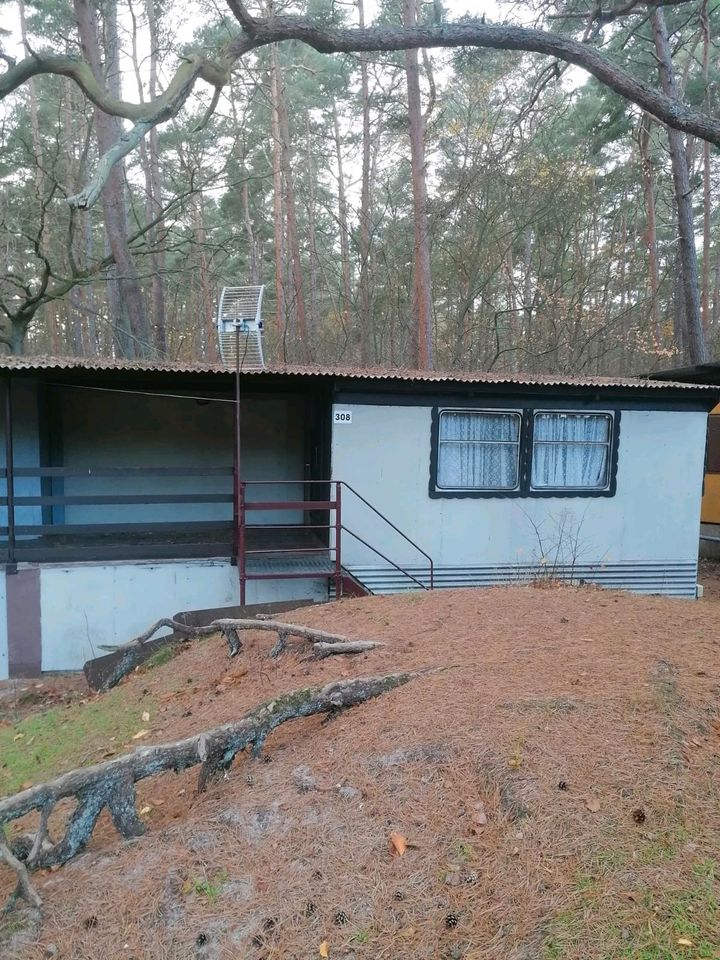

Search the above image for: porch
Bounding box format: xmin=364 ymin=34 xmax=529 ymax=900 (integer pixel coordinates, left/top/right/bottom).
xmin=0 ymin=371 xmax=432 ymax=602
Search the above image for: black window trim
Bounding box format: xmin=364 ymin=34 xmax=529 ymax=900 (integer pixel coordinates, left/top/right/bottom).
xmin=435 ymin=407 xmax=523 ymax=493
xmin=429 ymin=406 xmax=621 ymax=499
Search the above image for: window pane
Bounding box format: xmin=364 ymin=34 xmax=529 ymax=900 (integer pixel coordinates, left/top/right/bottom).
xmin=439 ymin=411 xmax=520 ymax=443
xmin=534 ymin=413 xmax=610 ymax=443
xmin=531 ymin=412 xmax=612 ymax=490
xmin=532 ymin=441 xmax=609 ymax=488
xmin=437 ymin=439 xmax=519 ymax=489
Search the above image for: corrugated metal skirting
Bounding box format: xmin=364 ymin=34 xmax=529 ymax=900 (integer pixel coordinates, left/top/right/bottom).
xmin=347 ymin=561 xmax=699 ymax=599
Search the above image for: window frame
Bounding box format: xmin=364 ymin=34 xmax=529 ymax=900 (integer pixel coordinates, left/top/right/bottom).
xmin=529 ymin=410 xmax=614 ymax=493
xmin=429 ymin=406 xmax=620 ymax=500
xmin=435 ymin=408 xmax=523 ymax=493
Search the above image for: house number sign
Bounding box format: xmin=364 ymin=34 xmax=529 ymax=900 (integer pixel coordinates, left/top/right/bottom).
xmin=334 ymin=410 xmax=353 ymax=424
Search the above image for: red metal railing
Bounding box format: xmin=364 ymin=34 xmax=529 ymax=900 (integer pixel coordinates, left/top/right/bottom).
xmin=236 ymin=479 xmax=434 ymax=604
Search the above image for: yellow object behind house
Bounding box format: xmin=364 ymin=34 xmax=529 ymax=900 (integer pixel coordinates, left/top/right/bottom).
xmin=701 ymin=404 xmax=720 ymax=523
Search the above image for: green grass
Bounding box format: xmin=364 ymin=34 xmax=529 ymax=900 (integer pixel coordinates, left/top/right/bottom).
xmin=184 ymin=869 xmax=228 ymax=903
xmin=451 ymin=839 xmax=476 ymax=862
xmin=0 ymin=687 xmax=156 ymax=795
xmin=612 ymin=863 xmax=718 ymax=959
xmin=142 ymin=641 xmax=180 ymax=671
xmin=543 ymin=859 xmax=719 ymax=960
xmin=350 ymin=929 xmax=371 ymax=945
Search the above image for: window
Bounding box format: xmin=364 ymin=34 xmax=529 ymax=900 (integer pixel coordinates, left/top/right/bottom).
xmin=430 ymin=406 xmax=619 ymax=498
xmin=531 ymin=412 xmax=613 ymax=490
xmin=437 ymin=410 xmax=521 ymax=490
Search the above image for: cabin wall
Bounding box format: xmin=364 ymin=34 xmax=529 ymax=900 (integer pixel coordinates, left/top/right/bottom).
xmin=331 ymin=400 xmax=707 ymax=597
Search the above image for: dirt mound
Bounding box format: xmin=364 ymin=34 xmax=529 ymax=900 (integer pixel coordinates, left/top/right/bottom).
xmin=2 ymin=584 xmax=720 ymax=959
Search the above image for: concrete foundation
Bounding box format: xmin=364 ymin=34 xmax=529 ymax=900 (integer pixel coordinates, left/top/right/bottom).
xmin=0 ymin=559 xmax=327 ymax=677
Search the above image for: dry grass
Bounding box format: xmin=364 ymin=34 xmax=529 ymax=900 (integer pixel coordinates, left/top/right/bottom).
xmin=2 ymin=580 xmax=720 ymax=960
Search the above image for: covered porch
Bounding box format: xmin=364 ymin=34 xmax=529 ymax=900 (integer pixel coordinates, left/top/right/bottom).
xmin=0 ymin=363 xmax=334 ymax=586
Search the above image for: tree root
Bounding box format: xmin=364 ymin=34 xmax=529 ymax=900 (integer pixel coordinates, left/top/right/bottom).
xmin=87 ymin=616 xmax=383 ymax=691
xmin=0 ymin=827 xmax=42 ymax=912
xmin=0 ymin=672 xmax=415 ymax=911
xmin=302 ymin=640 xmax=383 ymax=661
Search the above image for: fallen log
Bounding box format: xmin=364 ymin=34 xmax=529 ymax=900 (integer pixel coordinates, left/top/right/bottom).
xmin=89 ymin=615 xmax=381 ymax=691
xmin=305 ymin=640 xmax=382 ymax=660
xmin=0 ymin=672 xmax=413 ymax=910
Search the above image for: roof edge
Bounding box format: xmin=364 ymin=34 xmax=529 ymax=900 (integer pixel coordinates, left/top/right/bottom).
xmin=0 ymin=354 xmax=716 ymax=394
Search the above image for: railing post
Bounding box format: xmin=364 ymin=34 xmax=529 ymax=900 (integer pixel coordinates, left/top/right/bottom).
xmin=334 ymin=480 xmax=342 ymax=599
xmin=238 ymin=480 xmax=246 ymax=606
xmin=4 ymin=375 xmax=16 ymax=570
xmin=234 ymin=325 xmax=246 ymax=605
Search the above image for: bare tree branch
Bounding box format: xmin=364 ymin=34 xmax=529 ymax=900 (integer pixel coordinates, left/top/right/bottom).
xmin=2 ymin=5 xmax=720 ymax=211
xmin=548 ymin=0 xmax=695 ymax=21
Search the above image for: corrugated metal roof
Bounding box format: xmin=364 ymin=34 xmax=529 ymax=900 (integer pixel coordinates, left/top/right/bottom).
xmin=645 ymin=362 xmax=720 ymax=384
xmin=0 ymin=354 xmax=714 ymax=392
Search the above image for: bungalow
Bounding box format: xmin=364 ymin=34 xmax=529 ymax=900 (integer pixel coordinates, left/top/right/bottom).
xmin=0 ymin=356 xmax=715 ymax=678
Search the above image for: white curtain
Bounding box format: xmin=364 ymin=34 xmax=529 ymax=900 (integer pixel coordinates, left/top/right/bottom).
xmin=438 ymin=412 xmax=520 ymax=489
xmin=531 ymin=413 xmax=611 ymax=489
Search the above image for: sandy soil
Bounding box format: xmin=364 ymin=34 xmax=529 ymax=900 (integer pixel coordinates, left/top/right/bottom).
xmin=1 ymin=581 xmax=720 ymax=959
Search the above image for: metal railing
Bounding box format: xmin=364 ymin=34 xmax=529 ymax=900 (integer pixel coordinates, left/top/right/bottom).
xmin=238 ymin=479 xmax=434 ymax=602
xmin=0 ymin=465 xmax=234 ymax=563
xmin=0 ymin=468 xmax=435 ymax=598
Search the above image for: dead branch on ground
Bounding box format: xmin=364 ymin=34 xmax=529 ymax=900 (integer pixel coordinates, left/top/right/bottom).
xmin=0 ymin=672 xmax=414 ymax=912
xmin=87 ymin=616 xmax=383 ymax=691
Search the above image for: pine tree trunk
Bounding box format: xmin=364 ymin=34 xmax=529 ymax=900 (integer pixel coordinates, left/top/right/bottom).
xmin=73 ymin=0 xmax=149 ymax=359
xmin=305 ymin=113 xmax=319 ymax=338
xmin=273 ymin=48 xmax=309 ymax=360
xmin=269 ymin=44 xmax=287 ymax=352
xmin=19 ymin=0 xmax=61 ymax=354
xmin=242 ymin=181 xmax=260 ymax=284
xmin=357 ymin=0 xmax=374 ymax=364
xmin=145 ymin=0 xmax=167 ymax=354
xmin=638 ymin=114 xmax=661 ymax=346
xmin=712 ymin=248 xmax=720 ymax=329
xmin=403 ymin=0 xmax=434 ymax=369
xmin=193 ymin=195 xmax=216 ymax=361
xmin=522 ymin=227 xmax=534 ymax=358
xmin=129 ymin=0 xmax=167 ymax=356
xmin=332 ymin=102 xmax=353 ymax=348
xmin=700 ymin=0 xmax=711 ymax=336
xmin=650 ymin=9 xmax=708 ymax=364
